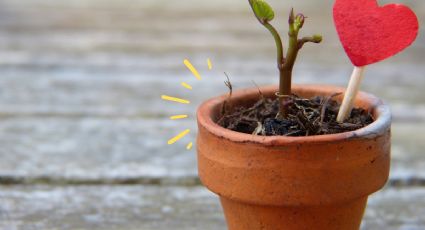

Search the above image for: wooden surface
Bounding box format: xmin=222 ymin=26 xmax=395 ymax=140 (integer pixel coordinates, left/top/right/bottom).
xmin=0 ymin=0 xmax=424 ymax=229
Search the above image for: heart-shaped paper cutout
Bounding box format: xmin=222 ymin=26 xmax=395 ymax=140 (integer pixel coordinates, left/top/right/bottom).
xmin=334 ymin=0 xmax=419 ymax=66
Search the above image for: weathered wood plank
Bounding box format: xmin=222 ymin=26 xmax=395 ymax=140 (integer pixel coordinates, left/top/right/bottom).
xmin=0 ymin=118 xmax=423 ymax=182
xmin=0 ymin=0 xmax=423 ymax=228
xmin=0 ymin=0 xmax=422 ymax=182
xmin=0 ymin=185 xmax=424 ymax=230
xmin=0 ymin=71 xmax=423 ymax=123
xmin=0 ymin=118 xmax=197 ymax=180
xmin=0 ymin=0 xmax=423 ymax=121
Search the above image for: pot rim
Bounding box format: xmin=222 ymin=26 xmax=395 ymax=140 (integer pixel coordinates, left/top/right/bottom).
xmin=197 ymin=84 xmax=391 ymax=146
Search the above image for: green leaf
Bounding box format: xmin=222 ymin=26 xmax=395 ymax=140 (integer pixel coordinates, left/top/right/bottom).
xmin=252 ymin=0 xmax=274 ymax=22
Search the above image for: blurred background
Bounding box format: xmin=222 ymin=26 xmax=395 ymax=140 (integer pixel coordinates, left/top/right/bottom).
xmin=0 ymin=0 xmax=423 ymax=229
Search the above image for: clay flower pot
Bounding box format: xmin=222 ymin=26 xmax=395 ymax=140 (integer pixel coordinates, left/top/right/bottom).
xmin=197 ymin=85 xmax=391 ymax=230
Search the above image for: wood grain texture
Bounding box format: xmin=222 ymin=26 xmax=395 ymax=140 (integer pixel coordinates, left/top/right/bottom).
xmin=0 ymin=0 xmax=423 ymax=228
xmin=0 ymin=185 xmax=424 ymax=230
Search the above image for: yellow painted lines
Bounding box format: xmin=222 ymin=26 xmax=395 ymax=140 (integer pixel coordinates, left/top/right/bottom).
xmin=184 ymin=59 xmax=202 ymax=80
xmin=186 ymin=142 xmax=193 ymax=150
xmin=168 ymin=129 xmax=191 ymax=145
xmin=207 ymin=58 xmax=212 ymax=70
xmin=161 ymin=95 xmax=190 ymax=104
xmin=170 ymin=115 xmax=188 ymax=120
xmin=181 ymin=82 xmax=193 ymax=90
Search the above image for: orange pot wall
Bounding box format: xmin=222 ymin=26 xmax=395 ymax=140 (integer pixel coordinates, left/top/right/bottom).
xmin=197 ymin=85 xmax=391 ymax=230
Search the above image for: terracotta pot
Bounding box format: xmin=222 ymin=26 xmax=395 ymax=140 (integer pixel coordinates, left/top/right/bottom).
xmin=197 ymin=85 xmax=391 ymax=230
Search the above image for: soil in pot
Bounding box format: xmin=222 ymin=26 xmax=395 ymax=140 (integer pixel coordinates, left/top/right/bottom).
xmin=218 ymin=93 xmax=374 ymax=136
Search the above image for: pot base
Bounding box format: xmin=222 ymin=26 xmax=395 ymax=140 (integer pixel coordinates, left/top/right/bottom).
xmin=220 ymin=196 xmax=368 ymax=230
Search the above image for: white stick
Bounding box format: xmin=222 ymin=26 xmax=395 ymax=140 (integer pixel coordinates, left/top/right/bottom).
xmin=337 ymin=66 xmax=366 ymax=123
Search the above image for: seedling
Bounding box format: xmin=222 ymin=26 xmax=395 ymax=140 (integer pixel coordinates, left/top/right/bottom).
xmin=248 ymin=0 xmax=322 ymax=119
xmin=217 ymin=0 xmax=418 ymax=137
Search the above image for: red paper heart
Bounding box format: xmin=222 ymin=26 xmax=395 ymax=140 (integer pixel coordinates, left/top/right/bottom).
xmin=334 ymin=0 xmax=419 ymax=66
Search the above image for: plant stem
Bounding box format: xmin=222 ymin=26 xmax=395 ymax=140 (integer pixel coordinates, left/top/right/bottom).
xmin=247 ymin=1 xmax=322 ymax=119
xmin=263 ymin=22 xmax=284 ymax=69
xmin=277 ymin=11 xmax=322 ymax=119
xmin=263 ymin=22 xmax=289 ymax=118
xmin=283 ymin=24 xmax=299 ymax=72
xmin=277 ymin=12 xmax=299 ymax=118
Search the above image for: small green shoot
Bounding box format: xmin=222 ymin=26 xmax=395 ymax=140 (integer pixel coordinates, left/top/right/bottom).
xmin=248 ymin=0 xmax=322 ymax=118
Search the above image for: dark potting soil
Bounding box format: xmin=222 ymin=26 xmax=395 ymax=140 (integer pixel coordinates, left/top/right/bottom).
xmin=217 ymin=94 xmax=374 ymax=137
